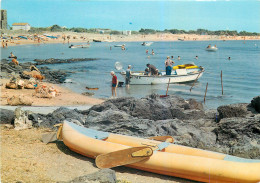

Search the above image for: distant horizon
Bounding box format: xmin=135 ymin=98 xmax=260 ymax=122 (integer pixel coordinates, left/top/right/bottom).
xmin=1 ymin=0 xmax=260 ymax=33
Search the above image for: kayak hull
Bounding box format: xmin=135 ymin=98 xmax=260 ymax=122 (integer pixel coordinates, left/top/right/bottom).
xmin=61 ymin=121 xmax=260 ymax=183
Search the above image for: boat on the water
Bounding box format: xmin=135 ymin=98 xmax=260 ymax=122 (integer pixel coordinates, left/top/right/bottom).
xmin=120 ymin=64 xmax=204 ymax=85
xmin=141 ymin=42 xmax=153 ymax=46
xmin=93 ymin=39 xmax=102 ymax=42
xmin=205 ymin=46 xmax=218 ymax=51
xmin=114 ymin=44 xmax=125 ymax=47
xmin=51 ymin=121 xmax=260 ymax=183
xmin=69 ymin=44 xmax=90 ymax=48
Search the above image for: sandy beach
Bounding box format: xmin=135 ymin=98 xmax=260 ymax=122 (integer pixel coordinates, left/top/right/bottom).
xmin=0 ymin=79 xmax=104 ymax=106
xmin=1 ymin=125 xmax=196 ymax=183
xmin=1 ymin=32 xmax=260 ymax=48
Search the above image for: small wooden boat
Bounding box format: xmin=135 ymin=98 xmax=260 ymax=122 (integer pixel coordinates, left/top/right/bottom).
xmin=141 ymin=42 xmax=153 ymax=46
xmin=85 ymin=86 xmax=99 ymax=90
xmin=69 ymin=44 xmax=90 ymax=48
xmin=114 ymin=44 xmax=125 ymax=47
xmin=47 ymin=121 xmax=260 ymax=183
xmin=93 ymin=39 xmax=102 ymax=42
xmin=120 ymin=65 xmax=204 ymax=85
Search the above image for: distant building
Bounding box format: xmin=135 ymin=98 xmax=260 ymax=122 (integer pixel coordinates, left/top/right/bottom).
xmin=0 ymin=10 xmax=8 ymax=30
xmin=12 ymin=23 xmax=31 ymax=31
xmin=123 ymin=30 xmax=131 ymax=36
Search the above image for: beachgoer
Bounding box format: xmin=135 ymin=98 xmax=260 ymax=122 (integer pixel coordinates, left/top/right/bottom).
xmin=125 ymin=65 xmax=131 ymax=87
xmin=177 ymin=56 xmax=181 ymax=60
xmin=5 ymin=41 xmax=8 ymax=48
xmin=144 ymin=68 xmax=149 ymax=75
xmin=195 ymin=56 xmax=198 ymax=60
xmin=214 ymin=45 xmax=217 ymax=48
xmin=121 ymin=45 xmax=125 ymax=50
xmin=171 ymin=56 xmax=174 ymax=59
xmin=146 ymin=64 xmax=158 ymax=76
xmin=146 ymin=49 xmax=148 ymax=54
xmin=228 ymin=57 xmax=231 ymax=60
xmin=12 ymin=57 xmax=19 ymax=65
xmin=151 ymin=49 xmax=155 ymax=55
xmin=10 ymin=52 xmax=15 ymax=58
xmin=207 ymin=44 xmax=211 ymax=48
xmin=111 ymin=71 xmax=118 ymax=97
xmin=2 ymin=40 xmax=5 ymax=48
xmin=165 ymin=56 xmax=175 ymax=75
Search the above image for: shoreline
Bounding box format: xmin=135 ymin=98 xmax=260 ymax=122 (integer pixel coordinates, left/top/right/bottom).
xmin=1 ymin=32 xmax=259 ymax=47
xmin=0 ymin=78 xmax=104 ymax=107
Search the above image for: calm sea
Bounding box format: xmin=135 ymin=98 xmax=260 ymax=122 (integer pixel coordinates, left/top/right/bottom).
xmin=1 ymin=40 xmax=260 ymax=109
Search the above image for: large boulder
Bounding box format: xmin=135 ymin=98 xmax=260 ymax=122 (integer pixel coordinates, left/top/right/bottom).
xmin=251 ymin=96 xmax=260 ymax=113
xmin=14 ymin=107 xmax=33 ymax=130
xmin=0 ymin=108 xmax=14 ymax=124
xmin=7 ymin=95 xmax=33 ymax=106
xmin=217 ymin=103 xmax=248 ymax=120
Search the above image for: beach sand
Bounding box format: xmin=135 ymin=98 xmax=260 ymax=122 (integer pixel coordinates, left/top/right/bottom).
xmin=0 ymin=126 xmax=195 ymax=183
xmin=0 ymin=79 xmax=104 ymax=106
xmin=2 ymin=32 xmax=259 ymax=48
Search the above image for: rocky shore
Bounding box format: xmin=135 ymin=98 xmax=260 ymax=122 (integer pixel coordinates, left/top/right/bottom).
xmin=2 ymin=94 xmax=260 ymax=159
xmin=1 ymin=58 xmax=98 ymax=84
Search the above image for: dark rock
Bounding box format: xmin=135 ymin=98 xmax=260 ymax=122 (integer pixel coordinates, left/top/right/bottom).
xmin=217 ymin=103 xmax=248 ymax=120
xmin=33 ymin=58 xmax=98 ymax=65
xmin=251 ymin=96 xmax=260 ymax=113
xmin=59 ymin=169 xmax=116 ymax=183
xmin=0 ymin=108 xmax=14 ymax=124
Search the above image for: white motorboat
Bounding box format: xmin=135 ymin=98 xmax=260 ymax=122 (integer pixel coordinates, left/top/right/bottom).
xmin=69 ymin=44 xmax=90 ymax=48
xmin=205 ymin=46 xmax=218 ymax=51
xmin=120 ymin=66 xmax=204 ymax=85
xmin=114 ymin=44 xmax=125 ymax=47
xmin=141 ymin=42 xmax=153 ymax=46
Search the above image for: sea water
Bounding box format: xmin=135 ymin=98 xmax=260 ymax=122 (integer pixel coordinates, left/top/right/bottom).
xmin=1 ymin=40 xmax=260 ymax=109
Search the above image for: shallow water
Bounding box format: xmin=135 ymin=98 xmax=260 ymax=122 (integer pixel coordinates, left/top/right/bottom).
xmin=1 ymin=40 xmax=260 ymax=109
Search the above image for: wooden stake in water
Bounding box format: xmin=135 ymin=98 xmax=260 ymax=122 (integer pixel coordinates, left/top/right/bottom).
xmin=221 ymin=70 xmax=224 ymax=95
xmin=204 ymin=82 xmax=208 ymax=104
xmin=189 ymin=71 xmax=202 ymax=92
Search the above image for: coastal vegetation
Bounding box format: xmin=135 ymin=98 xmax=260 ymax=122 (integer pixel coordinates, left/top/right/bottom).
xmin=24 ymin=24 xmax=260 ymax=36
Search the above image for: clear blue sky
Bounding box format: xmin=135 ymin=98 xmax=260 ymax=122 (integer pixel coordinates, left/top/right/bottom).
xmin=1 ymin=0 xmax=260 ymax=32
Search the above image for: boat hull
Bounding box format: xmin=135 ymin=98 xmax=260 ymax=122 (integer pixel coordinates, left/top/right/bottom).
xmin=120 ymin=70 xmax=203 ymax=85
xmin=205 ymin=47 xmax=218 ymax=51
xmin=61 ymin=121 xmax=260 ymax=183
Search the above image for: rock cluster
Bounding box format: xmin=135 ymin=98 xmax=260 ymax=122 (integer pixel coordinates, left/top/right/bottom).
xmin=1 ymin=58 xmax=98 ymax=84
xmin=2 ymin=95 xmax=260 ymax=159
xmin=33 ymin=58 xmax=98 ymax=65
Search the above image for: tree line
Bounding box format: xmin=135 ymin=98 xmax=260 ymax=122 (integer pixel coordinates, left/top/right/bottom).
xmin=28 ymin=25 xmax=259 ymax=36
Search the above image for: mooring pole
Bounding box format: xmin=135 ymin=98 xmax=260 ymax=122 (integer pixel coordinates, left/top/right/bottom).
xmin=221 ymin=70 xmax=223 ymax=95
xmin=204 ymin=82 xmax=208 ymax=104
xmin=190 ymin=71 xmax=202 ymax=92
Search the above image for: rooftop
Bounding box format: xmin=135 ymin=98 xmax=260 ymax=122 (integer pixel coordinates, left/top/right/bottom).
xmin=12 ymin=23 xmax=30 ymax=26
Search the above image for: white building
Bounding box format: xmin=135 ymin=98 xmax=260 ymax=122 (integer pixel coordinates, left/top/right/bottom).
xmin=12 ymin=23 xmax=31 ymax=31
xmin=122 ymin=30 xmax=131 ymax=36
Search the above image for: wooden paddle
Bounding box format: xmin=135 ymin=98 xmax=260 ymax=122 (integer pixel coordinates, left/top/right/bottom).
xmin=41 ymin=124 xmax=63 ymax=144
xmin=160 ymin=78 xmax=171 ymax=98
xmin=148 ymin=136 xmax=174 ymax=143
xmin=95 ymin=146 xmax=153 ymax=169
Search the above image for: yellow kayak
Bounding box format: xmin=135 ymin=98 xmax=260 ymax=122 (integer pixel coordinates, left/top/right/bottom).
xmin=173 ymin=64 xmax=199 ymax=70
xmin=59 ymin=121 xmax=260 ymax=183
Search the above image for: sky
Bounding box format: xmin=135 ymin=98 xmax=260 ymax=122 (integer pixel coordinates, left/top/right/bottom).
xmin=1 ymin=0 xmax=260 ymax=32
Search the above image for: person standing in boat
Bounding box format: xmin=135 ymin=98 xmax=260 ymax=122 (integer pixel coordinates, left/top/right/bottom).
xmin=165 ymin=56 xmax=175 ymax=75
xmin=146 ymin=64 xmax=158 ymax=76
xmin=125 ymin=65 xmax=132 ymax=88
xmin=110 ymin=71 xmax=118 ymax=97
